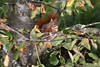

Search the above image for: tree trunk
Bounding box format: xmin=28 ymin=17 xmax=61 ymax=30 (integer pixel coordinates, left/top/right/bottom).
xmin=8 ymin=0 xmax=33 ymax=38
xmin=8 ymin=0 xmax=38 ymax=66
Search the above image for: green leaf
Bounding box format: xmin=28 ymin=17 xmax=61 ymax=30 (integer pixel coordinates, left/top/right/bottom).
xmin=88 ymin=53 xmax=98 ymax=60
xmin=31 ymin=7 xmax=40 ymax=19
xmin=68 ymin=51 xmax=74 ymax=62
xmin=39 ymin=64 xmax=45 ymax=67
xmin=74 ymin=54 xmax=80 ymax=62
xmin=51 ymin=36 xmax=64 ymax=46
xmin=36 ymin=32 xmax=43 ymax=38
xmin=85 ymin=0 xmax=94 ymax=8
xmin=63 ymin=39 xmax=77 ymax=50
xmin=63 ymin=43 xmax=72 ymax=50
xmin=49 ymin=56 xmax=59 ymax=65
xmin=50 ymin=51 xmax=59 ymax=57
xmin=71 ymin=39 xmax=78 ymax=46
xmin=30 ymin=30 xmax=43 ymax=41
xmin=18 ymin=28 xmax=24 ymax=33
xmin=39 ymin=42 xmax=43 ymax=46
xmin=6 ymin=32 xmax=13 ymax=41
xmin=19 ymin=42 xmax=25 ymax=48
xmin=30 ymin=30 xmax=37 ymax=41
xmin=13 ymin=51 xmax=19 ymax=60
xmin=1 ymin=38 xmax=12 ymax=51
xmin=1 ymin=38 xmax=9 ymax=45
xmin=90 ymin=39 xmax=97 ymax=49
xmin=60 ymin=56 xmax=65 ymax=64
xmin=81 ymin=38 xmax=90 ymax=50
xmin=79 ymin=58 xmax=86 ymax=64
xmin=6 ymin=43 xmax=12 ymax=51
xmin=66 ymin=6 xmax=72 ymax=15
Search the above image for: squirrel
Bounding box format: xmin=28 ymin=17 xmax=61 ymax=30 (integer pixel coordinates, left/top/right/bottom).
xmin=36 ymin=13 xmax=59 ymax=32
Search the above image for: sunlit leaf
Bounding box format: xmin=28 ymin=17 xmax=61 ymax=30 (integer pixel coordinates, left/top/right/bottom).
xmin=68 ymin=51 xmax=74 ymax=62
xmin=32 ymin=25 xmax=41 ymax=33
xmin=79 ymin=58 xmax=86 ymax=64
xmin=66 ymin=0 xmax=75 ymax=7
xmin=36 ymin=32 xmax=43 ymax=38
xmin=39 ymin=64 xmax=45 ymax=67
xmin=31 ymin=7 xmax=40 ymax=19
xmin=63 ymin=39 xmax=78 ymax=50
xmin=81 ymin=38 xmax=90 ymax=50
xmin=88 ymin=53 xmax=98 ymax=60
xmin=63 ymin=42 xmax=72 ymax=50
xmin=39 ymin=42 xmax=43 ymax=46
xmin=90 ymin=39 xmax=97 ymax=49
xmin=51 ymin=36 xmax=64 ymax=46
xmin=4 ymin=54 xmax=9 ymax=67
xmin=30 ymin=29 xmax=37 ymax=41
xmin=65 ymin=6 xmax=72 ymax=15
xmin=18 ymin=28 xmax=24 ymax=33
xmin=61 ymin=1 xmax=66 ymax=10
xmin=85 ymin=0 xmax=94 ymax=8
xmin=74 ymin=54 xmax=80 ymax=62
xmin=71 ymin=39 xmax=78 ymax=46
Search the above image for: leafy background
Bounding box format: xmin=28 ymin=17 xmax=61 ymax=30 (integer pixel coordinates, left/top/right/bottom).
xmin=0 ymin=0 xmax=100 ymax=67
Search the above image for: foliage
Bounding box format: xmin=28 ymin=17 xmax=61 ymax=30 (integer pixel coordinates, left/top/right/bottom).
xmin=0 ymin=0 xmax=100 ymax=67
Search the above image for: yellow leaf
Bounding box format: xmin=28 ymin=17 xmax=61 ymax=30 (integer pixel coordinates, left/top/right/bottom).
xmin=4 ymin=55 xmax=9 ymax=67
xmin=66 ymin=0 xmax=75 ymax=7
xmin=32 ymin=65 xmax=38 ymax=67
xmin=32 ymin=65 xmax=35 ymax=67
xmin=32 ymin=25 xmax=41 ymax=33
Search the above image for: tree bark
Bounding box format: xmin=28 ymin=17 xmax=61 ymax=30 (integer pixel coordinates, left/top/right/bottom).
xmin=8 ymin=0 xmax=33 ymax=38
xmin=8 ymin=0 xmax=37 ymax=66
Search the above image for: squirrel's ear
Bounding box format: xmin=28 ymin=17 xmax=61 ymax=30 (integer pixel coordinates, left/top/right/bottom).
xmin=41 ymin=4 xmax=46 ymax=14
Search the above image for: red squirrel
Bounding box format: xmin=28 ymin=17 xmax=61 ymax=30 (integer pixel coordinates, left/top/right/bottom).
xmin=37 ymin=13 xmax=59 ymax=28
xmin=36 ymin=13 xmax=59 ymax=32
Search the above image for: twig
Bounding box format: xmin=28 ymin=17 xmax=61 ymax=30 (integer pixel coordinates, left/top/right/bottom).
xmin=0 ymin=22 xmax=100 ymax=43
xmin=27 ymin=0 xmax=68 ymax=5
xmin=0 ymin=22 xmax=29 ymax=41
xmin=48 ymin=33 xmax=57 ymax=42
xmin=34 ymin=42 xmax=41 ymax=65
xmin=65 ymin=22 xmax=100 ymax=30
xmin=85 ymin=22 xmax=100 ymax=28
xmin=30 ymin=35 xmax=100 ymax=42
